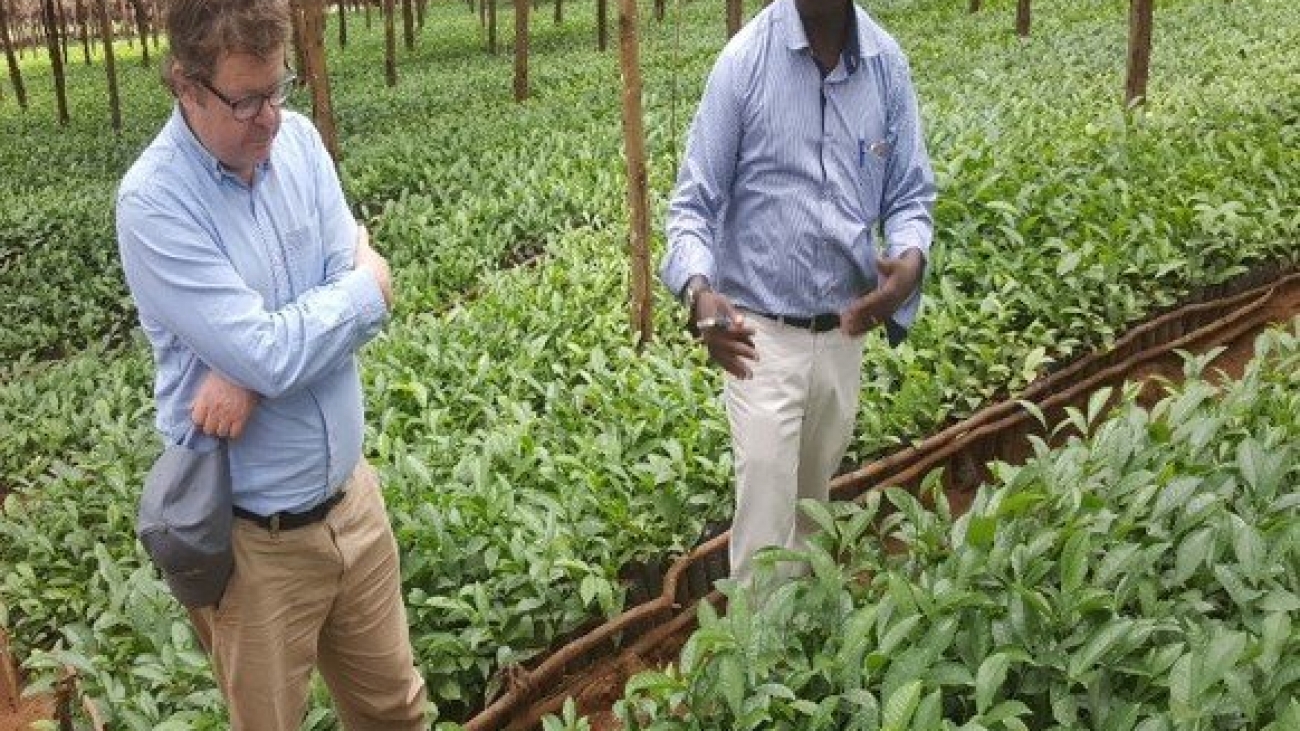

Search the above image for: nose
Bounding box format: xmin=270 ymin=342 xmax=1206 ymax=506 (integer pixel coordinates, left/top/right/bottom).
xmin=251 ymin=97 xmax=280 ymax=126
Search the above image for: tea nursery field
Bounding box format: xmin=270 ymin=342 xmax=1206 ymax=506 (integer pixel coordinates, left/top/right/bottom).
xmin=0 ymin=0 xmax=1296 ymax=727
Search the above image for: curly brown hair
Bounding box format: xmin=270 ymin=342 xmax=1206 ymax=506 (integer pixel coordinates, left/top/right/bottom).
xmin=163 ymin=0 xmax=290 ymax=88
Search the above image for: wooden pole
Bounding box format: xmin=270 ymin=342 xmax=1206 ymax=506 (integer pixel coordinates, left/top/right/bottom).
xmin=337 ymin=0 xmax=347 ymax=48
xmin=554 ymin=0 xmax=561 ymax=25
xmin=128 ymin=0 xmax=147 ymax=66
xmin=416 ymin=0 xmax=425 ymax=28
xmin=725 ymin=0 xmax=741 ymax=38
xmin=487 ymin=0 xmax=496 ymax=53
xmin=289 ymin=0 xmax=307 ymax=76
xmin=400 ymin=0 xmax=413 ymax=50
xmin=596 ymin=0 xmax=606 ymax=51
xmin=383 ymin=0 xmax=396 ymax=85
xmin=513 ymin=0 xmax=528 ymax=101
xmin=297 ymin=0 xmax=338 ymax=160
xmin=1015 ymin=0 xmax=1030 ymax=38
xmin=57 ymin=0 xmax=70 ymax=66
xmin=43 ymin=0 xmax=70 ymax=124
xmin=74 ymin=0 xmax=89 ymax=63
xmin=0 ymin=0 xmax=27 ymax=109
xmin=1125 ymin=0 xmax=1153 ymax=107
xmin=617 ymin=0 xmax=652 ymax=347
xmin=94 ymin=0 xmax=120 ymax=130
xmin=0 ymin=628 xmax=19 ymax=711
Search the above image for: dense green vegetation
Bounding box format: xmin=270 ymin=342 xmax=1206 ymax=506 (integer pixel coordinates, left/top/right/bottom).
xmin=0 ymin=0 xmax=1296 ymax=727
xmin=601 ymin=319 xmax=1300 ymax=730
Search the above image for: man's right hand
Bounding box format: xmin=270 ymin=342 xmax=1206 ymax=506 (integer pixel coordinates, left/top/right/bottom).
xmin=693 ymin=290 xmax=758 ymax=379
xmin=354 ymin=224 xmax=394 ymax=308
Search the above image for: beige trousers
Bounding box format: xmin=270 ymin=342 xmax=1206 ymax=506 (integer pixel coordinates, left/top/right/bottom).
xmin=189 ymin=462 xmax=427 ymax=730
xmin=724 ymin=314 xmax=866 ymax=584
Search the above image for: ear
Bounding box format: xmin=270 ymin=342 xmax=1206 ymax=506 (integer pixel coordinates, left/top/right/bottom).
xmin=167 ymin=59 xmax=197 ymax=105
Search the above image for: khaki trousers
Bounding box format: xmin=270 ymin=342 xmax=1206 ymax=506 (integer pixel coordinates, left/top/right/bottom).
xmin=189 ymin=462 xmax=427 ymax=730
xmin=724 ymin=314 xmax=865 ymax=584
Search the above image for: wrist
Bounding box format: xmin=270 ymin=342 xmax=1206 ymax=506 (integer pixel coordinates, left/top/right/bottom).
xmin=681 ymin=275 xmax=711 ymax=318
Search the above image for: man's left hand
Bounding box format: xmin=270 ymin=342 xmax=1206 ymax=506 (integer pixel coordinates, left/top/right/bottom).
xmin=839 ymin=250 xmax=925 ymax=337
xmin=191 ymin=371 xmax=260 ymax=440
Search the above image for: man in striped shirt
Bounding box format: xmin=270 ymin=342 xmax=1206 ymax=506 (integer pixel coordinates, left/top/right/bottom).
xmin=661 ymin=0 xmax=935 ymax=584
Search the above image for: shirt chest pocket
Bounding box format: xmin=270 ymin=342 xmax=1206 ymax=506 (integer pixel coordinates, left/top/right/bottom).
xmin=857 ymin=137 xmax=890 ymax=221
xmin=281 ymin=223 xmax=324 ymax=296
xmin=855 ymin=106 xmax=890 ymax=221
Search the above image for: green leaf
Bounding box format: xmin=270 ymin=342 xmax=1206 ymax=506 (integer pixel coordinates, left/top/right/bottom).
xmin=718 ymin=654 xmax=745 ymax=719
xmin=1256 ymin=589 xmax=1300 ymax=613
xmin=975 ymin=652 xmax=1011 ymax=714
xmin=881 ymin=679 xmax=922 ymax=731
xmin=1068 ymin=618 xmax=1132 ymax=680
xmin=1059 ymin=530 xmax=1089 ymax=594
xmin=1173 ymin=526 xmax=1215 ymax=585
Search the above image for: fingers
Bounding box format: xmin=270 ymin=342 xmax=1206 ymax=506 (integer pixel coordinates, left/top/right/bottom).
xmin=191 ymin=372 xmax=259 ymax=440
xmin=705 ymin=326 xmax=758 ymax=378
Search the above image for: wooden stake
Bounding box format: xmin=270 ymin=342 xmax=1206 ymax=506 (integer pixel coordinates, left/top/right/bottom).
xmin=1015 ymin=0 xmax=1030 ymax=38
xmin=401 ymin=0 xmax=413 ymax=50
xmin=725 ymin=0 xmax=741 ymax=38
xmin=513 ymin=0 xmax=528 ymax=101
xmin=596 ymin=0 xmax=606 ymax=51
xmin=74 ymin=0 xmax=89 ymax=64
xmin=298 ymin=0 xmax=338 ymax=160
xmin=383 ymin=0 xmax=396 ymax=85
xmin=617 ymin=0 xmax=653 ymax=348
xmin=0 ymin=0 xmax=27 ymax=109
xmin=43 ymin=0 xmax=69 ymax=124
xmin=127 ymin=0 xmax=147 ymax=65
xmin=0 ymin=627 xmax=19 ymax=711
xmin=1125 ymin=0 xmax=1153 ymax=107
xmin=93 ymin=0 xmax=120 ymax=129
xmin=337 ymin=0 xmax=347 ymax=48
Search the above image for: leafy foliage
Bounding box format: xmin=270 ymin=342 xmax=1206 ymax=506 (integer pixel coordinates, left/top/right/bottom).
xmin=608 ymin=318 xmax=1300 ymax=729
xmin=0 ymin=0 xmax=1297 ymax=725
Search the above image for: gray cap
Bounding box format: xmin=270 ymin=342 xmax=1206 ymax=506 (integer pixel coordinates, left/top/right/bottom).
xmin=137 ymin=443 xmax=233 ymax=608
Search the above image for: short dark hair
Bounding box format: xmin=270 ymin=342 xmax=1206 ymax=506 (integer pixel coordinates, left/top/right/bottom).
xmin=163 ymin=0 xmax=290 ymax=88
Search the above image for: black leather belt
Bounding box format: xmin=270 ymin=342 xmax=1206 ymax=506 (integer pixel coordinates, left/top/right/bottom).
xmin=757 ymin=312 xmax=841 ymax=333
xmin=234 ymin=490 xmax=347 ymax=532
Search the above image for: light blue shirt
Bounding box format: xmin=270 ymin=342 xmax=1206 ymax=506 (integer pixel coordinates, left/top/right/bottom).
xmin=117 ymin=108 xmax=388 ymax=515
xmin=661 ymin=0 xmax=936 ymax=327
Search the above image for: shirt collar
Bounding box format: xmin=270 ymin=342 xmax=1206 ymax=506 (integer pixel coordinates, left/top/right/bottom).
xmin=779 ymin=0 xmax=879 ymax=75
xmin=165 ymin=104 xmax=272 ymax=184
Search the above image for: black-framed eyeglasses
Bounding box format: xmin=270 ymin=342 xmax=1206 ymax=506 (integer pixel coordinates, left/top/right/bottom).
xmin=193 ymin=72 xmax=297 ymax=122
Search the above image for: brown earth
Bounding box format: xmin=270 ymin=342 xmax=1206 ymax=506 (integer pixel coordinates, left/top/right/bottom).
xmin=0 ymin=697 xmax=55 ymax=731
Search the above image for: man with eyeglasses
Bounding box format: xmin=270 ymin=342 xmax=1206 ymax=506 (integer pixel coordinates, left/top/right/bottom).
xmin=115 ymin=1 xmax=427 ymax=728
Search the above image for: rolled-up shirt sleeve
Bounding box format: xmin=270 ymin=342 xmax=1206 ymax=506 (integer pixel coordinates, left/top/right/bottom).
xmin=661 ymin=49 xmax=746 ymax=298
xmin=117 ymin=188 xmax=387 ymax=400
xmin=880 ymin=52 xmax=935 ymax=328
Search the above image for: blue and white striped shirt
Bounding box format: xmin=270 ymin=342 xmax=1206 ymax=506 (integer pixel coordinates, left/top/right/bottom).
xmin=661 ymin=0 xmax=935 ymax=326
xmin=117 ymin=108 xmax=388 ymax=515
